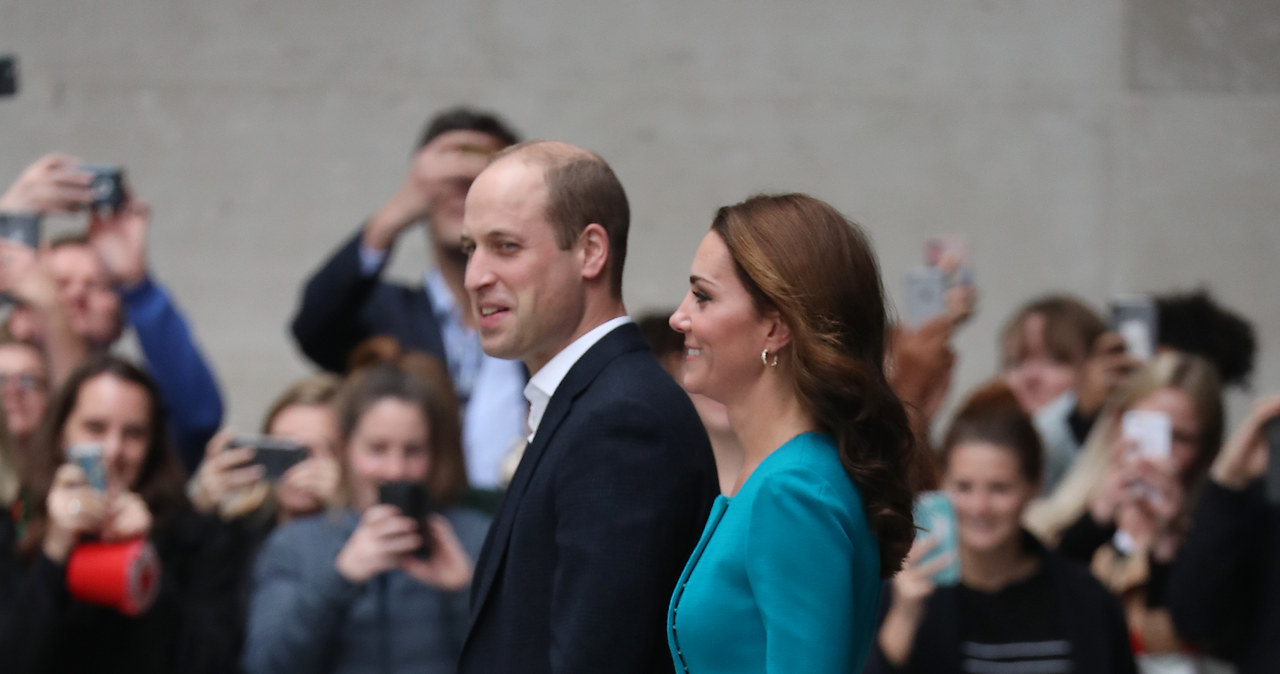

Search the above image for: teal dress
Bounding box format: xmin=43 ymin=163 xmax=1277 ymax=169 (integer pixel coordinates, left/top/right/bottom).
xmin=667 ymin=432 xmax=881 ymax=673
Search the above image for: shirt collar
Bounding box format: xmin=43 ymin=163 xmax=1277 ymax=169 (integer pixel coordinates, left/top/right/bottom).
xmin=424 ymin=270 xmax=459 ymax=323
xmin=523 ymin=315 xmax=632 ymax=441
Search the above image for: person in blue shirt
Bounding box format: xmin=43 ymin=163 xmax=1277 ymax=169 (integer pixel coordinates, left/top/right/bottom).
xmin=666 ymin=193 xmax=920 ymax=673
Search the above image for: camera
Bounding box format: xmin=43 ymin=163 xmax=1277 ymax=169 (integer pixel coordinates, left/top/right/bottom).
xmin=80 ymin=164 xmax=126 ymax=211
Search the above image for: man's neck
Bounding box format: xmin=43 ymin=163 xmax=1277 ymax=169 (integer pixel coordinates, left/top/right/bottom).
xmin=525 ymin=301 xmax=628 ymax=375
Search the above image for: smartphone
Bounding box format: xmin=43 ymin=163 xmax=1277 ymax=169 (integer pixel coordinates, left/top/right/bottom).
xmin=903 ymin=266 xmax=948 ymax=328
xmin=0 ymin=212 xmax=42 ymax=248
xmin=1122 ymin=410 xmax=1172 ymax=461
xmin=1264 ymin=415 xmax=1280 ymax=506
xmin=67 ymin=443 xmax=107 ymax=491
xmin=0 ymin=55 xmax=16 ymax=98
xmin=378 ymin=481 xmax=434 ymax=559
xmin=229 ymin=436 xmax=309 ymax=481
xmin=1110 ymin=295 xmax=1158 ymax=361
xmin=912 ymin=491 xmax=960 ymax=586
xmin=79 ymin=163 xmax=126 ymax=211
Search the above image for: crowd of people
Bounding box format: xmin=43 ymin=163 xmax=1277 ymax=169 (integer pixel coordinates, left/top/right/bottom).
xmin=0 ymin=106 xmax=1274 ymax=674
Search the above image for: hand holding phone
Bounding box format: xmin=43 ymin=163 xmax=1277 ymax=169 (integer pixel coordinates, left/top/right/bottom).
xmin=228 ymin=436 xmax=309 ymax=482
xmin=379 ymin=482 xmax=434 ymax=559
xmin=911 ymin=491 xmax=960 ymax=586
xmin=1121 ymin=410 xmax=1172 ymax=461
xmin=67 ymin=443 xmax=108 ymax=492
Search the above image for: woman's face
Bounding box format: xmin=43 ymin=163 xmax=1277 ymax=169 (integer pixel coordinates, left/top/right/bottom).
xmin=346 ymin=397 xmax=431 ymax=510
xmin=0 ymin=342 xmax=49 ymax=442
xmin=61 ymin=373 xmax=152 ymax=491
xmin=268 ymin=403 xmax=340 ymax=460
xmin=944 ymin=442 xmax=1037 ymax=555
xmin=1123 ymin=387 xmax=1204 ymax=478
xmin=669 ymin=232 xmax=776 ymax=405
xmin=1003 ymin=313 xmax=1078 ymax=414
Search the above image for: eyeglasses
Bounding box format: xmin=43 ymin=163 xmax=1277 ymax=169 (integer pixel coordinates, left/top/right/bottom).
xmin=0 ymin=373 xmax=48 ymax=393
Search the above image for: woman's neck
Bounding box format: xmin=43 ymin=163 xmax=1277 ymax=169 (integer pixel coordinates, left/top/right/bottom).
xmin=959 ymin=534 xmax=1039 ymax=593
xmin=725 ymin=377 xmax=816 ymax=496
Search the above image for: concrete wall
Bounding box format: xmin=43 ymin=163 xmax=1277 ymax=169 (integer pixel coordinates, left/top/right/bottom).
xmin=1 ymin=0 xmax=1276 ymax=431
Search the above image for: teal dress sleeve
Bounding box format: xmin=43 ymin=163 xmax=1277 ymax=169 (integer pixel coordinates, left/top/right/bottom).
xmin=744 ymin=467 xmax=881 ymax=672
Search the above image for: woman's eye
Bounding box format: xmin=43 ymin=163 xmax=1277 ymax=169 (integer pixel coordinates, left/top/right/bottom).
xmin=692 ymin=289 xmax=710 ymax=304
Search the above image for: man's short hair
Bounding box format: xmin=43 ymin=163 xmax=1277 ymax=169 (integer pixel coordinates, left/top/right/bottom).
xmin=416 ymin=107 xmax=521 ymax=150
xmin=494 ymin=142 xmax=630 ymax=298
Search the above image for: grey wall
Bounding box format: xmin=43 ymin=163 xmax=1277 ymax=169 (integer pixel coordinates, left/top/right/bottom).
xmin=1 ymin=0 xmax=1277 ymax=431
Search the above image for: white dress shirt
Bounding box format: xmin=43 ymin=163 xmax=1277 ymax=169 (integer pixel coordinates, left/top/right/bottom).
xmin=523 ymin=316 xmax=633 ymax=442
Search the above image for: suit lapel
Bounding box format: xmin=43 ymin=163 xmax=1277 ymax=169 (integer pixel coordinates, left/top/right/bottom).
xmin=465 ymin=323 xmax=648 ymax=632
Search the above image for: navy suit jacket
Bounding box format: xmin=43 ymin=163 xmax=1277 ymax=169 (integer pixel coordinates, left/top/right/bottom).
xmin=291 ymin=229 xmax=447 ymax=373
xmin=458 ymin=323 xmax=718 ymax=674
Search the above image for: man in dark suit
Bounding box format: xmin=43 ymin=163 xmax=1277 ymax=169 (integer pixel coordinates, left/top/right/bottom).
xmin=457 ymin=140 xmax=718 ymax=673
xmin=289 ymin=108 xmax=528 ymax=494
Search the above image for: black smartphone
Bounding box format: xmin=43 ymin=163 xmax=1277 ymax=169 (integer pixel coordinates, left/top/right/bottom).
xmin=229 ymin=436 xmax=309 ymax=481
xmin=378 ymin=481 xmax=434 ymax=559
xmin=1264 ymin=415 xmax=1280 ymax=506
xmin=0 ymin=55 xmax=16 ymax=98
xmin=0 ymin=212 xmax=42 ymax=248
xmin=1109 ymin=295 xmax=1158 ymax=361
xmin=80 ymin=163 xmax=126 ymax=211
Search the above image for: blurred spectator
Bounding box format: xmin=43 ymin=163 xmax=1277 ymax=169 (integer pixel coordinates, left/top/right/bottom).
xmin=189 ymin=373 xmax=343 ymax=526
xmin=0 ymin=337 xmax=50 ymax=468
xmin=638 ymin=312 xmax=742 ymax=494
xmin=1000 ymin=295 xmax=1134 ymax=491
xmin=291 ymin=108 xmax=527 ymax=498
xmin=1155 ymin=288 xmax=1257 ymax=389
xmin=1024 ymin=352 xmax=1224 ymax=669
xmin=243 ymin=356 xmax=486 ymax=674
xmin=0 ymin=355 xmax=245 ymax=673
xmin=1168 ymin=394 xmax=1280 ymax=673
xmin=867 ymin=382 xmax=1135 ymax=673
xmin=0 ymin=154 xmax=225 ymax=473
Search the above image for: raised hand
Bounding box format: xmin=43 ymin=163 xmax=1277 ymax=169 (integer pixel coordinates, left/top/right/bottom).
xmin=334 ymin=505 xmax=424 ymax=584
xmin=401 ymin=514 xmax=474 ymax=591
xmin=0 ymin=154 xmax=94 ymax=214
xmin=87 ymin=195 xmax=150 ymax=288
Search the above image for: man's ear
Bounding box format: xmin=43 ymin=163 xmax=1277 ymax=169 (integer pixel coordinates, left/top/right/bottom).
xmin=578 ymin=223 xmax=609 ymax=282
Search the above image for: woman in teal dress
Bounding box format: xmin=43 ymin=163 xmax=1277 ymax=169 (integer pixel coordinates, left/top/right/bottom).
xmin=667 ymin=194 xmax=921 ymax=673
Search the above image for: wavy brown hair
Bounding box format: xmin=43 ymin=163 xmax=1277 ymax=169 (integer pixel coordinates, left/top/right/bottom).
xmin=713 ymin=193 xmax=918 ymax=578
xmin=19 ymin=355 xmax=187 ymax=560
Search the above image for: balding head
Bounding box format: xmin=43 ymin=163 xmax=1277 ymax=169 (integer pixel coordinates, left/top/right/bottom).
xmin=488 ymin=141 xmax=630 ymax=298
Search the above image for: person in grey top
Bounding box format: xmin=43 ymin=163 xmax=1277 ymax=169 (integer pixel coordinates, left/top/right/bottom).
xmin=244 ymin=354 xmax=488 ymax=674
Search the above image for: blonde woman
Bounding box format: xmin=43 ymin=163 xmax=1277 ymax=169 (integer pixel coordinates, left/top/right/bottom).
xmin=1024 ymin=352 xmax=1224 ymax=667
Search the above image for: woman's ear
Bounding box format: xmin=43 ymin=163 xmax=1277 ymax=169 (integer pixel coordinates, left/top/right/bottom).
xmin=765 ymin=313 xmax=792 ymax=352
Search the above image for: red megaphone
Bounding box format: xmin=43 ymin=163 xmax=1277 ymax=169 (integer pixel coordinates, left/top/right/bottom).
xmin=65 ymin=538 xmax=161 ymax=616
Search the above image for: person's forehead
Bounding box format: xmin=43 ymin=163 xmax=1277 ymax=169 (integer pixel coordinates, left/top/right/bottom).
xmin=49 ymin=245 xmax=105 ymax=274
xmin=466 ymin=158 xmax=550 ymax=227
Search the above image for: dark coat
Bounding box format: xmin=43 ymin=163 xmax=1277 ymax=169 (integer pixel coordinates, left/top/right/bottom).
xmin=457 ymin=323 xmax=719 ymax=674
xmin=1169 ymin=480 xmax=1280 ymax=674
xmin=291 ymin=229 xmax=446 ymax=373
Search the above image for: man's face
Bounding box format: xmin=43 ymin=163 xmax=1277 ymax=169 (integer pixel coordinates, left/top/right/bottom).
xmin=48 ymin=244 xmax=123 ymax=346
xmin=415 ymin=130 xmax=509 ymax=251
xmin=462 ymin=158 xmax=586 ymax=373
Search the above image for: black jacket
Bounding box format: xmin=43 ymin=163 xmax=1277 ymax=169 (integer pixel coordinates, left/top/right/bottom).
xmin=0 ymin=505 xmax=249 ymax=674
xmin=1168 ymin=480 xmax=1280 ymax=673
xmin=864 ymin=533 xmax=1137 ymax=674
xmin=458 ymin=323 xmax=719 ymax=674
xmin=291 ymin=228 xmax=447 ymax=373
